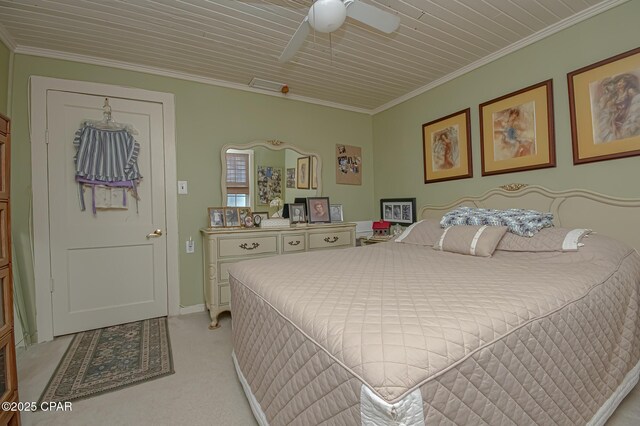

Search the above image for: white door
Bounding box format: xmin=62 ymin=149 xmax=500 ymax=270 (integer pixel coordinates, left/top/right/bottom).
xmin=47 ymin=91 xmax=168 ymax=336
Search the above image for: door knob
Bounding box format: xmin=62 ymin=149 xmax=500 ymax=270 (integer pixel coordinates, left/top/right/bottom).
xmin=146 ymin=229 xmax=163 ymax=238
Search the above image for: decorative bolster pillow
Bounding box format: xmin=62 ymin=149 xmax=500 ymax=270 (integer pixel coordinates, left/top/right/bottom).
xmin=433 ymin=225 xmax=508 ymax=257
xmin=496 ymin=227 xmax=592 ymax=252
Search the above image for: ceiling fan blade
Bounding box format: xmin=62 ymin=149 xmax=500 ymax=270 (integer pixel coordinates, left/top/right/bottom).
xmin=278 ymin=17 xmax=311 ymax=63
xmin=346 ymin=0 xmax=400 ymax=34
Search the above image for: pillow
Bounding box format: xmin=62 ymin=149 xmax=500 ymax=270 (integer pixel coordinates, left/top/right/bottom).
xmin=433 ymin=225 xmax=508 ymax=257
xmin=440 ymin=207 xmax=554 ymax=237
xmin=496 ymin=227 xmax=591 ymax=252
xmin=395 ymin=219 xmax=444 ymax=246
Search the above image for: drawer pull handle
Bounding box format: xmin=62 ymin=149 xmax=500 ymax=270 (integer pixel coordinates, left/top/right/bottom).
xmin=324 ymin=236 xmax=339 ymax=243
xmin=239 ymin=242 xmax=260 ymax=250
xmin=288 ymin=240 xmax=301 ymax=246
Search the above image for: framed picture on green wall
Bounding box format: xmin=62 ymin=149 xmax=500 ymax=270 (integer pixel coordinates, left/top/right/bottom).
xmin=479 ymin=80 xmax=556 ymax=176
xmin=422 ymin=108 xmax=472 ymax=183
xmin=568 ymin=47 xmax=640 ymax=165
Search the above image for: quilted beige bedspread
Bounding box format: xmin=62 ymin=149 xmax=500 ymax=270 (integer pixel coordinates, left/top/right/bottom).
xmin=230 ymin=234 xmax=640 ymax=425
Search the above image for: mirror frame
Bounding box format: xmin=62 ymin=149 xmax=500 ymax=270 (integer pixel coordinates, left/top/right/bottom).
xmin=221 ymin=139 xmax=323 ymax=205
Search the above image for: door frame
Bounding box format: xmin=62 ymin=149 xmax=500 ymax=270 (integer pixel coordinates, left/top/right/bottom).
xmin=30 ymin=76 xmax=180 ymax=342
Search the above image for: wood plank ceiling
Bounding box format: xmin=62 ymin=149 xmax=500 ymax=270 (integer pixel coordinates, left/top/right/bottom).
xmin=0 ymin=0 xmax=609 ymax=111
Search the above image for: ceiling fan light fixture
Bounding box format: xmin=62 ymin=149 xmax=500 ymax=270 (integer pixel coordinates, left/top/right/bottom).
xmin=308 ymin=0 xmax=347 ymax=33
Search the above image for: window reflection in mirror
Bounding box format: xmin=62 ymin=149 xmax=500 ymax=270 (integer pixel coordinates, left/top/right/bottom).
xmin=223 ymin=146 xmax=320 ymax=211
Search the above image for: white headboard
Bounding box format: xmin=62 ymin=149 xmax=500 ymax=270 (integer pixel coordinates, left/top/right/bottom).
xmin=420 ymin=184 xmax=640 ymax=252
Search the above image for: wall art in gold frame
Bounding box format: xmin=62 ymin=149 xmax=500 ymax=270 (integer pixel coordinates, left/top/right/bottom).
xmin=479 ymin=80 xmax=556 ymax=176
xmin=422 ymin=108 xmax=472 ymax=183
xmin=568 ymin=47 xmax=640 ymax=164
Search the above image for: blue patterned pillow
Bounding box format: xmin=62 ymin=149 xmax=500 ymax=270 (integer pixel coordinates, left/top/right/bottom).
xmin=440 ymin=207 xmax=554 ymax=237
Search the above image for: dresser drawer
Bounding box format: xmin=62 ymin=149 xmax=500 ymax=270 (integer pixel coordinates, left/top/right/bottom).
xmin=308 ymin=230 xmax=353 ymax=249
xmin=218 ymin=235 xmax=278 ymax=258
xmin=282 ymin=234 xmax=306 ymax=253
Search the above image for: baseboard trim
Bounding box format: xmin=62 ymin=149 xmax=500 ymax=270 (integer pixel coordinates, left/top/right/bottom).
xmin=179 ymin=304 xmax=206 ymax=315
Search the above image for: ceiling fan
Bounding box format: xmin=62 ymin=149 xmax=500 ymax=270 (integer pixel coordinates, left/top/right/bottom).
xmin=278 ymin=0 xmax=401 ymax=63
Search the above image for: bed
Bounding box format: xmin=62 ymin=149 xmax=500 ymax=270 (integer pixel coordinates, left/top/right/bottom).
xmin=228 ymin=185 xmax=640 ymax=425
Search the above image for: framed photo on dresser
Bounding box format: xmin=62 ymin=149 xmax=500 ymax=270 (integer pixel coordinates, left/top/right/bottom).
xmin=307 ymin=197 xmax=331 ymax=224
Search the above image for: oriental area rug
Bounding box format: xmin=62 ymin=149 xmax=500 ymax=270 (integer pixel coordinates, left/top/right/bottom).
xmin=39 ymin=317 xmax=174 ymax=404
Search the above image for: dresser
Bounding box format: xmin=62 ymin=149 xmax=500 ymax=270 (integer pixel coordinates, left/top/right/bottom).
xmin=201 ymin=222 xmax=356 ymax=329
xmin=0 ymin=113 xmax=19 ymax=426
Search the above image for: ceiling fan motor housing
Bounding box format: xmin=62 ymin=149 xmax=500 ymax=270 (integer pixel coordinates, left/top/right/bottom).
xmin=308 ymin=0 xmax=347 ymax=33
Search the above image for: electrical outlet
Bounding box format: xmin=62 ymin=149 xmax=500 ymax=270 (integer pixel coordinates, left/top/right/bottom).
xmin=186 ymin=238 xmax=195 ymax=253
xmin=178 ymin=181 xmax=188 ymax=194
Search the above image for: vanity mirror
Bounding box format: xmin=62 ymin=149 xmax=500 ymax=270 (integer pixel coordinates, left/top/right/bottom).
xmin=221 ymin=140 xmax=322 ymax=214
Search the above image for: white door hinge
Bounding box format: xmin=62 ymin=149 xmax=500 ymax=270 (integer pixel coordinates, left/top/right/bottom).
xmin=50 ymin=277 xmax=54 ymax=292
xmin=45 ymin=129 xmax=49 ymax=144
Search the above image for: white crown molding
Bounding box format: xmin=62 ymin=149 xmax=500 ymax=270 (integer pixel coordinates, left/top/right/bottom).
xmin=0 ymin=22 xmax=17 ymax=51
xmin=371 ymin=0 xmax=629 ymax=115
xmin=13 ymin=46 xmax=371 ymax=115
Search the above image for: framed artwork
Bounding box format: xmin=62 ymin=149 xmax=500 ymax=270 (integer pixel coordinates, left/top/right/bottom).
xmin=336 ymin=144 xmax=362 ymax=185
xmin=252 ymin=211 xmax=269 ymax=227
xmin=224 ymin=207 xmax=240 ymax=227
xmin=296 ymin=156 xmax=310 ymax=189
xmin=286 ymin=168 xmax=296 ymax=188
xmin=568 ymin=47 xmax=640 ymax=164
xmin=288 ymin=203 xmax=306 ymax=224
xmin=208 ymin=207 xmax=225 ymax=228
xmin=479 ymin=79 xmax=556 ymax=176
xmin=311 ymin=156 xmax=318 ymax=189
xmin=306 ymin=197 xmax=331 ymax=224
xmin=238 ymin=207 xmax=252 ymax=227
xmin=329 ymin=204 xmax=343 ymax=223
xmin=257 ymin=166 xmax=282 ymax=205
xmin=422 ymin=108 xmax=472 ymax=183
xmin=380 ymin=198 xmax=416 ymax=225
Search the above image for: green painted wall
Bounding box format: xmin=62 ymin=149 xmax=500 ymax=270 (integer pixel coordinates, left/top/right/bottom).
xmin=0 ymin=41 xmax=9 ymax=115
xmin=10 ymin=54 xmax=374 ymax=334
xmin=372 ymin=1 xmax=640 ymax=210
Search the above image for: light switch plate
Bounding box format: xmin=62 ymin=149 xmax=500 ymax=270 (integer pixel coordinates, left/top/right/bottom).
xmin=178 ymin=181 xmax=188 ymax=194
xmin=186 ymin=239 xmax=195 ymax=253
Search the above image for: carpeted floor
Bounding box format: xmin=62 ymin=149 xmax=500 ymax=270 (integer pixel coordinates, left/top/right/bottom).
xmin=16 ymin=312 xmax=640 ymax=425
xmin=38 ymin=317 xmax=173 ymax=404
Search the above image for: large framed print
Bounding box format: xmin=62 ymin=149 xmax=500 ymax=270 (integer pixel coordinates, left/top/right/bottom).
xmin=422 ymin=108 xmax=472 ymax=183
xmin=568 ymin=47 xmax=640 ymax=164
xmin=479 ymin=80 xmax=556 ymax=176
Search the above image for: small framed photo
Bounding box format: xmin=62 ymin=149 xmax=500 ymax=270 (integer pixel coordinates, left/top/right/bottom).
xmin=252 ymin=211 xmax=269 ymax=227
xmin=208 ymin=207 xmax=225 ymax=228
xmin=243 ymin=215 xmax=254 ymax=228
xmin=288 ymin=203 xmax=306 ymax=224
xmin=479 ymin=79 xmax=556 ymax=176
xmin=224 ymin=207 xmax=240 ymax=227
xmin=306 ymin=197 xmax=331 ymax=224
xmin=297 ymin=156 xmax=310 ymax=189
xmin=380 ymin=198 xmax=416 ymax=225
xmin=568 ymin=47 xmax=640 ymax=164
xmin=329 ymin=204 xmax=343 ymax=223
xmin=286 ymin=168 xmax=296 ymax=188
xmin=422 ymin=108 xmax=472 ymax=183
xmin=238 ymin=207 xmax=252 ymax=227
